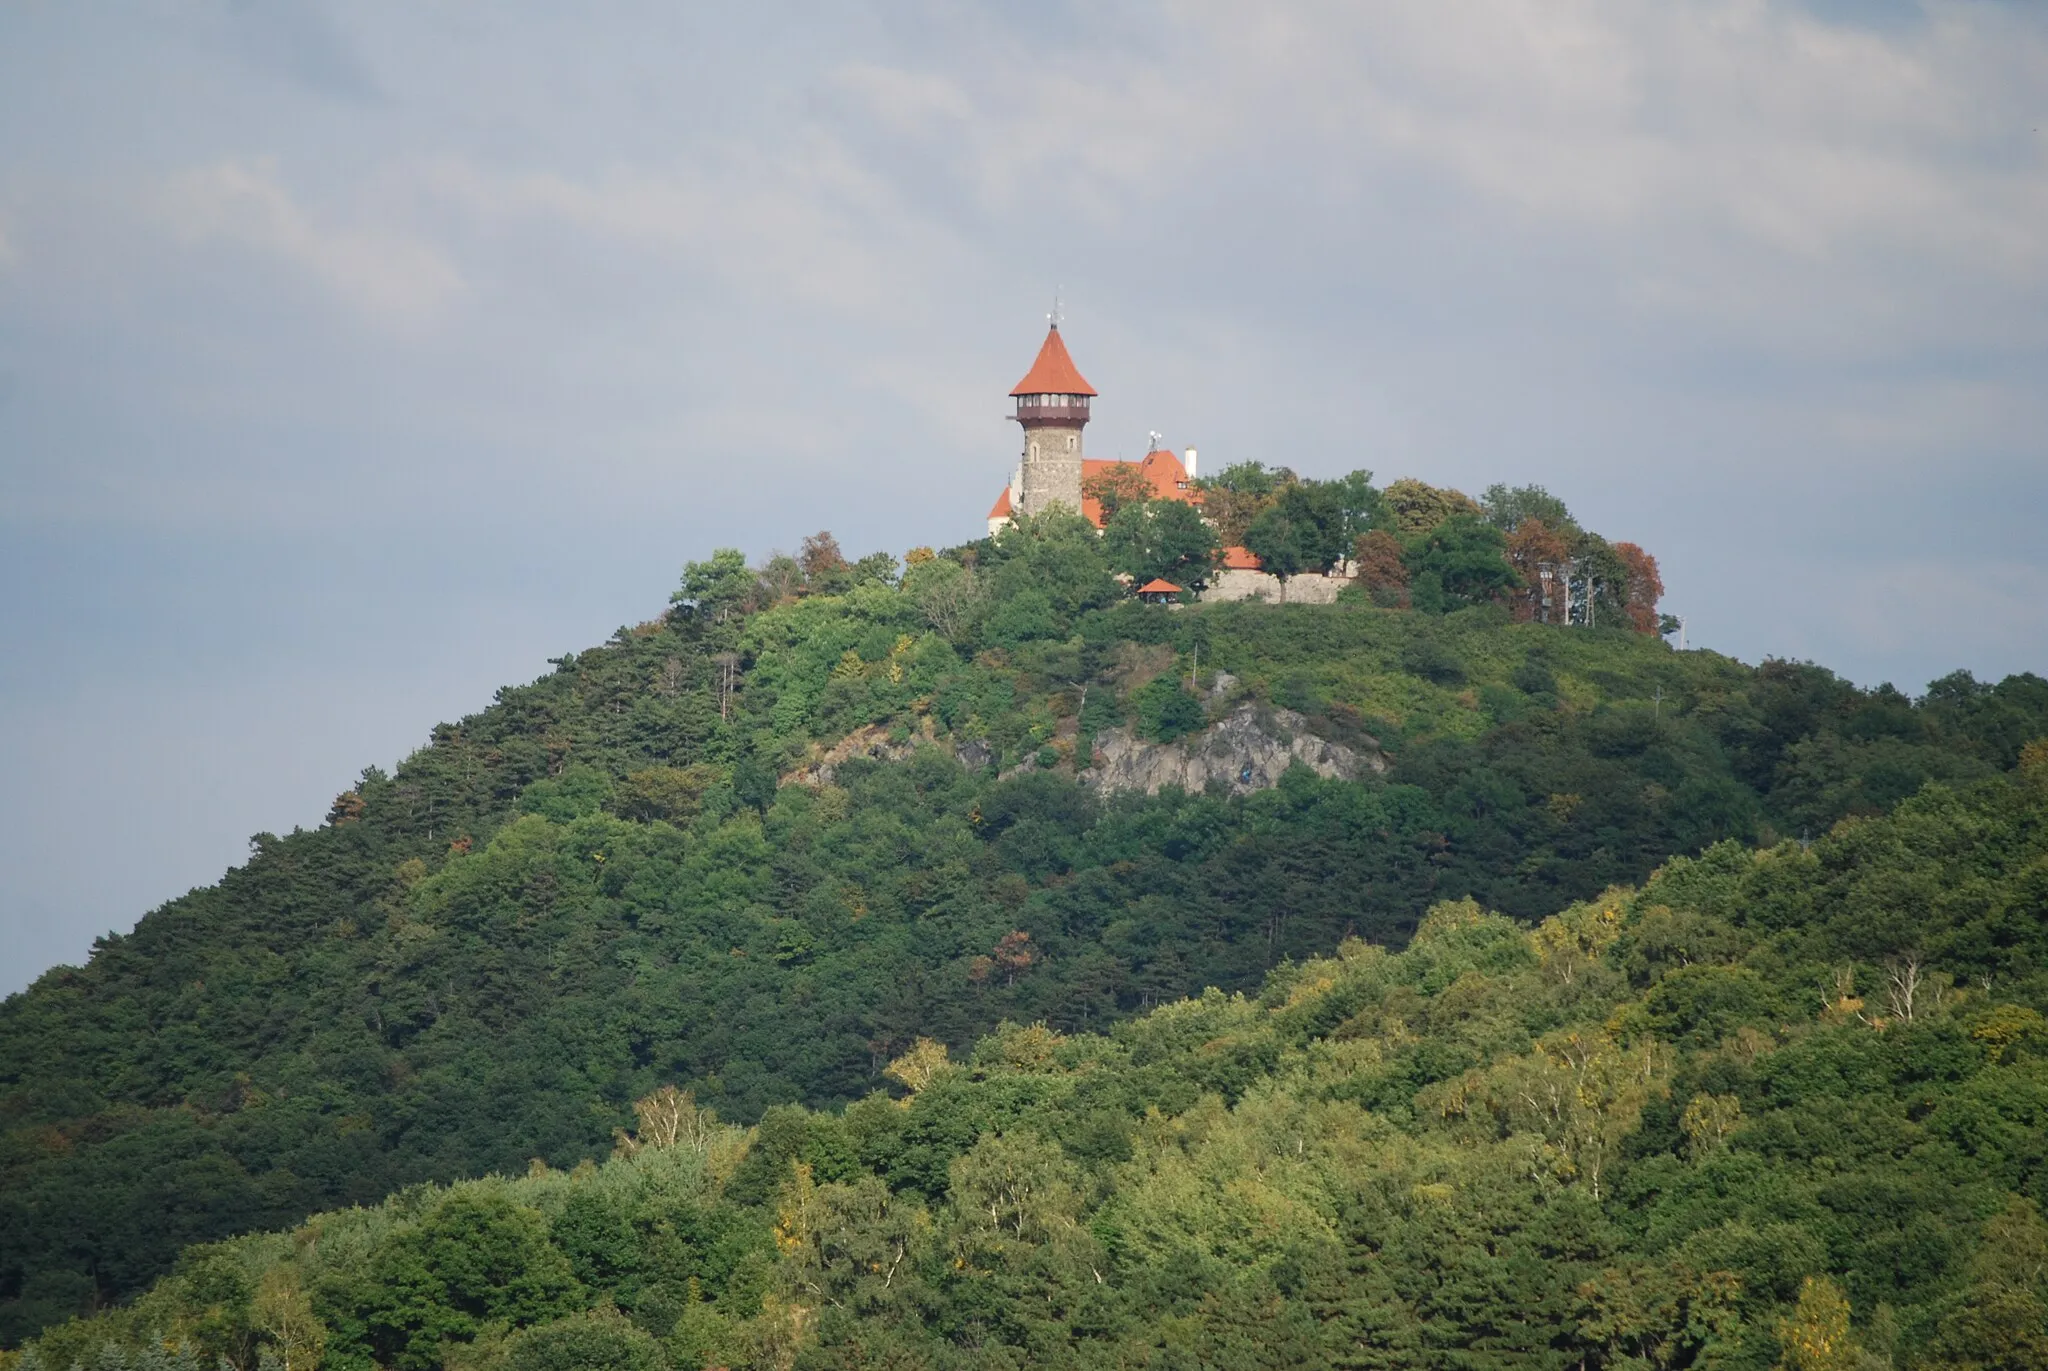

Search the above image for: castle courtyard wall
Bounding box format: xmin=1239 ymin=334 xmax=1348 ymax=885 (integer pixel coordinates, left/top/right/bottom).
xmin=1204 ymin=566 xmax=1353 ymax=604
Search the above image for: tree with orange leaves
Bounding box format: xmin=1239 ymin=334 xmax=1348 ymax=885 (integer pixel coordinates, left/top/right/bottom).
xmin=1613 ymin=542 xmax=1664 ymax=634
xmin=992 ymin=930 xmax=1036 ymax=986
xmin=1082 ymin=464 xmax=1156 ymax=522
xmin=1352 ymin=530 xmax=1410 ymax=607
xmin=798 ymin=530 xmax=848 ymax=585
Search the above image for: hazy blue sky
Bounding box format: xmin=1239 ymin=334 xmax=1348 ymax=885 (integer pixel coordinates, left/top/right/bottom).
xmin=3 ymin=1 xmax=2045 ymax=994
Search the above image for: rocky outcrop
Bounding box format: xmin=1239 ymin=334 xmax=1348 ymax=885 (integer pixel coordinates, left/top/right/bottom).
xmin=790 ymin=690 xmax=1381 ymax=797
xmin=1084 ymin=702 xmax=1383 ymax=797
xmin=784 ymin=718 xmax=940 ymax=787
xmin=787 ymin=720 xmax=1002 ymax=787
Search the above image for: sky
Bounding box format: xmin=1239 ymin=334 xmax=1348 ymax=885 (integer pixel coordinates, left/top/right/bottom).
xmin=2 ymin=0 xmax=2045 ymax=995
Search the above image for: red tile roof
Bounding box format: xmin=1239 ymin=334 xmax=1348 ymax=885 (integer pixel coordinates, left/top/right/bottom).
xmin=988 ymin=449 xmax=1203 ymax=532
xmin=1078 ymin=449 xmax=1194 ymax=527
xmin=1221 ymin=545 xmax=1262 ymax=570
xmin=1009 ymin=325 xmax=1097 ymax=397
xmin=1137 ymin=578 xmax=1183 ymax=594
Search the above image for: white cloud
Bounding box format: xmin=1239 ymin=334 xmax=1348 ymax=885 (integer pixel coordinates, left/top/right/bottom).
xmin=832 ymin=62 xmax=975 ymax=132
xmin=157 ymin=158 xmax=461 ymax=330
xmin=418 ymin=133 xmax=982 ymax=326
xmin=817 ymin=1 xmax=2048 ymax=356
xmin=1183 ymin=0 xmax=2044 ymax=256
xmin=120 ymin=5 xmax=2043 ymax=377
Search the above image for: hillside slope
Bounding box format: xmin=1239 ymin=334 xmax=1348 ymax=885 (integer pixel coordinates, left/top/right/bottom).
xmin=18 ymin=765 xmax=2048 ymax=1371
xmin=3 ymin=519 xmax=2044 ymax=1346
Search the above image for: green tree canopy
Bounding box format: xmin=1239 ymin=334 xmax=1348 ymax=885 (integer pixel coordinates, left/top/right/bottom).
xmin=1482 ymin=482 xmax=1579 ymax=534
xmin=35 ymin=765 xmax=2048 ymax=1371
xmin=985 ymin=512 xmax=1122 ymax=623
xmin=1380 ymin=477 xmax=1481 ymax=537
xmin=1244 ymin=481 xmax=1352 ymax=591
xmin=1192 ymin=460 xmax=1292 ymax=546
xmin=1102 ymin=498 xmax=1221 ymax=590
xmin=1404 ymin=513 xmax=1520 ymax=612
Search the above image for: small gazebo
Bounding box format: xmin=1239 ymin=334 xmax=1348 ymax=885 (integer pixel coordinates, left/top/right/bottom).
xmin=1136 ymin=578 xmax=1184 ymax=604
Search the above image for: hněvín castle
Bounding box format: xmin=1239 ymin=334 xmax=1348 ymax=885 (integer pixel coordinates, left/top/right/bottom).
xmin=984 ymin=323 xmax=1351 ymax=604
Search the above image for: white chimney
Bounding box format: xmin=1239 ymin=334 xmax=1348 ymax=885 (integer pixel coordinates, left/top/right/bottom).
xmin=1183 ymin=447 xmax=1198 ymax=480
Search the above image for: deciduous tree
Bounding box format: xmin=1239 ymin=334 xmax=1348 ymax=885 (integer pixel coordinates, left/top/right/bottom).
xmin=1404 ymin=514 xmax=1519 ymax=612
xmin=1102 ymin=498 xmax=1221 ymax=590
xmin=1482 ymin=483 xmax=1578 ymax=534
xmin=1081 ymin=463 xmax=1155 ymax=521
xmin=798 ymin=531 xmax=847 ymax=585
xmin=1381 ymin=477 xmax=1481 ymax=536
xmin=1352 ymin=529 xmax=1409 ymax=607
xmin=1193 ymin=461 xmax=1290 ymax=546
xmin=1777 ymin=1275 xmax=1859 ymax=1371
xmin=1614 ymin=541 xmax=1665 ymax=634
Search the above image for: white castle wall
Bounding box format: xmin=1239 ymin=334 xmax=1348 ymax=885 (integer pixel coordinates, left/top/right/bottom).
xmin=1204 ymin=561 xmax=1354 ymax=604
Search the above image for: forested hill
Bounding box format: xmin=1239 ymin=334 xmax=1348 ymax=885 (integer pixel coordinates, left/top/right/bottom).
xmin=18 ymin=767 xmax=2048 ymax=1371
xmin=3 ymin=507 xmax=2046 ymax=1349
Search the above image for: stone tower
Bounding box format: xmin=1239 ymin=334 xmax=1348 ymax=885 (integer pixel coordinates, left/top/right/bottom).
xmin=1009 ymin=324 xmax=1095 ymax=517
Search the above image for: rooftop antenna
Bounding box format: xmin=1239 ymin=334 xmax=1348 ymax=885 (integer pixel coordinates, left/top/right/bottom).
xmin=1147 ymin=429 xmax=1163 ymax=453
xmin=1049 ymin=286 xmax=1063 ymax=330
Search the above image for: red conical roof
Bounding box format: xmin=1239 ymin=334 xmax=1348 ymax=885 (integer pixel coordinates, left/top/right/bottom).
xmin=1009 ymin=325 xmax=1097 ymax=397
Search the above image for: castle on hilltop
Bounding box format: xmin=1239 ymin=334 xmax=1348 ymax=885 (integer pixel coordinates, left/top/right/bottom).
xmin=984 ymin=324 xmax=1350 ymax=603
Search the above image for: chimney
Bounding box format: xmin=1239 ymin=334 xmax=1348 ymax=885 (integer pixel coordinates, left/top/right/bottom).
xmin=1183 ymin=447 xmax=1198 ymax=480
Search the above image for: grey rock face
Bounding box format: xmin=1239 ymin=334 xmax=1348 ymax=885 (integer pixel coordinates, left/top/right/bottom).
xmin=1085 ymin=702 xmax=1383 ymax=797
xmin=787 ymin=725 xmax=998 ymax=788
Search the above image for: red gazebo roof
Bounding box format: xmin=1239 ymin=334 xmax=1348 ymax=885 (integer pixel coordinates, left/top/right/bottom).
xmin=1137 ymin=578 xmax=1183 ymax=594
xmin=1009 ymin=326 xmax=1097 ymax=397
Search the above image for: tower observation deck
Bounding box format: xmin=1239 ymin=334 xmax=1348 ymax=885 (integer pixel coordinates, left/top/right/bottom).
xmin=1009 ymin=324 xmax=1096 ymax=516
